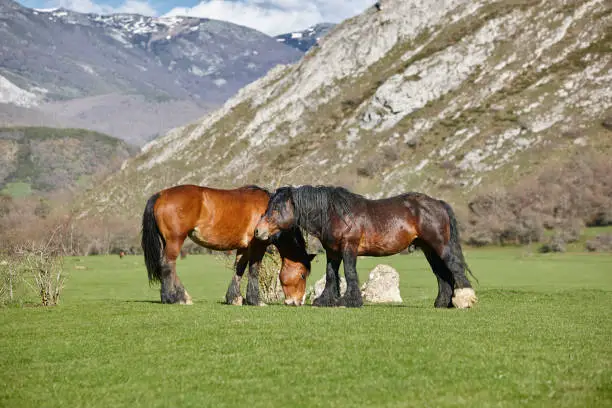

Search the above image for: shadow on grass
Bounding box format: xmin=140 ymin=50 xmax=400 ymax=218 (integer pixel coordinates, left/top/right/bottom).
xmin=213 ymin=300 xmax=426 ymax=309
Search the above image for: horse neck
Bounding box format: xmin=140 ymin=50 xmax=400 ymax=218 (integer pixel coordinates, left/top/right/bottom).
xmin=295 ymin=221 xmax=322 ymax=240
xmin=292 ymin=186 xmax=353 ymax=240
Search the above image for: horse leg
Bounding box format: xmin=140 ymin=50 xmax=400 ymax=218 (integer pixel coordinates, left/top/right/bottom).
xmin=419 ymin=235 xmax=476 ymax=309
xmin=337 ymin=247 xmax=363 ymax=308
xmin=245 ymin=243 xmax=266 ymax=306
xmin=441 ymin=245 xmax=477 ymax=309
xmin=225 ymin=249 xmax=248 ymax=305
xmin=160 ymin=237 xmax=192 ymax=305
xmin=420 ymin=243 xmax=454 ymax=308
xmin=312 ymin=252 xmax=341 ymax=307
xmin=438 ymin=201 xmax=477 ymax=308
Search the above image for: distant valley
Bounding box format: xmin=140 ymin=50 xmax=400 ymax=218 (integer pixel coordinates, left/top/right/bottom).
xmin=0 ymin=0 xmax=303 ymax=145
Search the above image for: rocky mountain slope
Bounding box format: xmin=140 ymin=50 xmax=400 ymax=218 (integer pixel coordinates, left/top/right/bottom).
xmin=0 ymin=127 xmax=135 ymax=196
xmin=80 ymin=0 xmax=612 ymax=219
xmin=275 ymin=23 xmax=335 ymax=52
xmin=0 ymin=0 xmax=301 ymax=144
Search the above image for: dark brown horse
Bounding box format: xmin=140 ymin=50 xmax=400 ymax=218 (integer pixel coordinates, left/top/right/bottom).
xmin=141 ymin=185 xmax=314 ymax=305
xmin=254 ymin=185 xmax=477 ymax=308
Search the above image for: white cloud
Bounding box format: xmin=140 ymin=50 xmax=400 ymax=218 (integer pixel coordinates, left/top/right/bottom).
xmin=52 ymin=0 xmax=158 ymax=15
xmin=40 ymin=0 xmax=372 ymax=34
xmin=164 ymin=0 xmax=373 ymax=36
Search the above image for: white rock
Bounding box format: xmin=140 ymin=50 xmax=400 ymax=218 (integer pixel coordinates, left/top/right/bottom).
xmin=360 ymin=264 xmax=403 ymax=303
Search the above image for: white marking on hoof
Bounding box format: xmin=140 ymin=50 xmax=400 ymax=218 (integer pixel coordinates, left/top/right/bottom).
xmin=452 ymin=288 xmax=477 ymax=309
xmin=284 ymin=298 xmax=296 ymax=306
xmin=179 ymin=291 xmax=193 ymax=305
xmin=231 ymin=296 xmax=244 ymax=306
xmin=258 ymin=302 xmax=268 ymax=307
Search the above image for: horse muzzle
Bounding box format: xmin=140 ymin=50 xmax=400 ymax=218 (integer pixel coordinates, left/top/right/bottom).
xmin=254 ymin=228 xmax=269 ymax=241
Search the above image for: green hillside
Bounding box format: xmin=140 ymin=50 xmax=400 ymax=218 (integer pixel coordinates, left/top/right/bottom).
xmin=0 ymin=127 xmax=136 ymax=196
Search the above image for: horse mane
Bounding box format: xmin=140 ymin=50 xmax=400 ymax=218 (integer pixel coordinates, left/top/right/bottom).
xmin=291 ymin=185 xmax=360 ymax=240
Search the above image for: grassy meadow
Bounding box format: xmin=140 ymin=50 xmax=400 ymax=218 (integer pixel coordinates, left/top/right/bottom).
xmin=1 ymin=248 xmax=611 ymax=407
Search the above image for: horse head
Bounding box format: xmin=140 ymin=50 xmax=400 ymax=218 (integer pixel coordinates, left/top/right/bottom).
xmin=254 ymin=187 xmax=295 ymax=241
xmin=274 ymin=226 xmax=315 ymax=306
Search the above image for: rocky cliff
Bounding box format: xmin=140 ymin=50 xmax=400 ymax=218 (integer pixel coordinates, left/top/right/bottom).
xmin=79 ymin=0 xmax=612 ymax=218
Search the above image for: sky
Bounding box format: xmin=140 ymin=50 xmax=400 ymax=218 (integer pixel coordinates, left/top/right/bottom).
xmin=16 ymin=0 xmax=374 ymax=35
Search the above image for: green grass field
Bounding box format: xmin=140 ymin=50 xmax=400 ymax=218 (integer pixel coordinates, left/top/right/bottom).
xmin=1 ymin=249 xmax=611 ymax=407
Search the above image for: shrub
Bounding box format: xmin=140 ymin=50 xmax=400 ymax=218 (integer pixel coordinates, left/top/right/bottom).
xmin=0 ymin=253 xmax=26 ymax=306
xmin=15 ymin=236 xmax=66 ymax=306
xmin=539 ymin=234 xmax=566 ymax=253
xmin=257 ymin=249 xmax=285 ymax=304
xmin=216 ymin=249 xmax=284 ymax=304
xmin=466 ymin=228 xmax=494 ymax=247
xmin=465 ymin=151 xmax=612 ymax=246
xmin=585 ymin=234 xmax=612 ymax=252
xmin=1 ymin=229 xmax=67 ymax=307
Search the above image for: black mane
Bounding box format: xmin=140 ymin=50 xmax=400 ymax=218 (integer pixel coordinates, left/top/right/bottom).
xmin=289 ymin=185 xmax=360 ymax=240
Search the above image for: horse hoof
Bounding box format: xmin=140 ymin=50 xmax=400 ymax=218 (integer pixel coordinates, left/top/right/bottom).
xmin=337 ymin=296 xmax=363 ymax=308
xmin=230 ymin=296 xmax=244 ymax=306
xmin=179 ymin=295 xmax=193 ymax=305
xmin=452 ymin=288 xmax=477 ymax=309
xmin=312 ymin=296 xmax=336 ymax=307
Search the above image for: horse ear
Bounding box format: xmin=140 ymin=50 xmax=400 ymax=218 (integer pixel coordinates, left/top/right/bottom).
xmin=308 ymin=254 xmax=316 ymax=261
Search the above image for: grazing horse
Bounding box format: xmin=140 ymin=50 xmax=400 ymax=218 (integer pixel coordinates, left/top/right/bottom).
xmin=254 ymin=185 xmax=477 ymax=308
xmin=141 ymin=185 xmax=315 ymax=306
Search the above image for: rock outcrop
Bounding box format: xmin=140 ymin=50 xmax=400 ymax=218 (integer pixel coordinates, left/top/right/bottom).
xmin=79 ymin=0 xmax=612 ymax=218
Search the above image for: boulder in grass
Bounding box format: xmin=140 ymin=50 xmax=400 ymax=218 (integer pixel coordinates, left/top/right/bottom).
xmin=307 ymin=264 xmax=402 ymax=304
xmin=360 ymin=264 xmax=402 ymax=303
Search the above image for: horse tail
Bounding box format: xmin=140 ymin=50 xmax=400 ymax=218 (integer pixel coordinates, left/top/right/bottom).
xmin=440 ymin=200 xmax=479 ymax=284
xmin=142 ymin=192 xmax=165 ymax=284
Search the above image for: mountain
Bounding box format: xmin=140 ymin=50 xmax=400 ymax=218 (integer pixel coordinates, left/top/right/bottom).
xmin=79 ymin=0 xmax=612 ymax=221
xmin=0 ymin=126 xmax=135 ymax=196
xmin=0 ymin=0 xmax=301 ymax=144
xmin=275 ymin=23 xmax=335 ymax=52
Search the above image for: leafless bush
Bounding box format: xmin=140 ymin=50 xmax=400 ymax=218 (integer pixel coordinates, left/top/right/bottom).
xmin=257 ymin=248 xmax=285 ymax=304
xmin=15 ymin=233 xmax=66 ymax=306
xmin=538 ymin=234 xmax=567 ymax=253
xmin=0 ymin=253 xmax=24 ymax=306
xmin=585 ymin=234 xmax=612 ymax=252
xmin=464 ymin=151 xmax=612 ymax=246
xmin=0 ymin=193 xmax=141 ymax=257
xmin=0 ymin=226 xmax=67 ymax=307
xmin=215 ymin=249 xmax=284 ymax=304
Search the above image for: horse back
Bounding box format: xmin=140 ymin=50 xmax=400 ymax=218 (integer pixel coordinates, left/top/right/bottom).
xmin=154 ymin=185 xmax=270 ymax=250
xmin=353 ymin=193 xmax=439 ymax=255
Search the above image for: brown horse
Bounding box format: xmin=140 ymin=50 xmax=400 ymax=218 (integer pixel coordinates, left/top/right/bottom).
xmin=141 ymin=185 xmax=315 ymax=305
xmin=254 ymin=185 xmax=477 ymax=308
